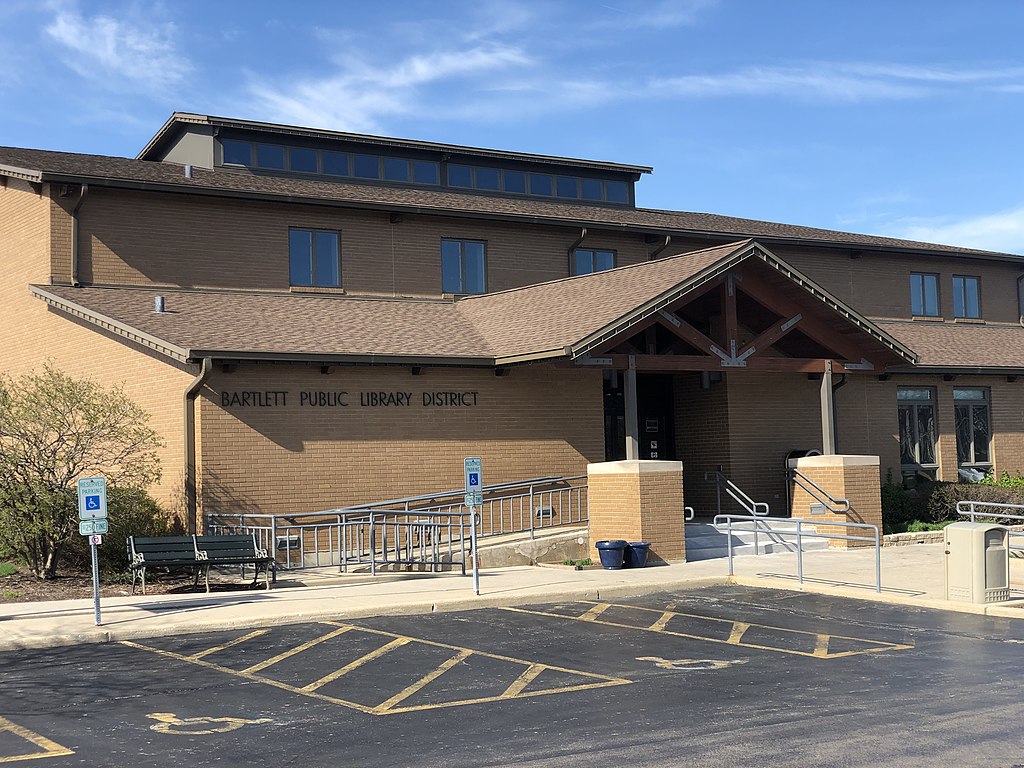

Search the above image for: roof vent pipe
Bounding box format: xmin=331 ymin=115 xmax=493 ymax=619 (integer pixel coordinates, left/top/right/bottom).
xmin=184 ymin=165 xmax=193 ymax=179
xmin=154 ymin=295 xmax=166 ymax=314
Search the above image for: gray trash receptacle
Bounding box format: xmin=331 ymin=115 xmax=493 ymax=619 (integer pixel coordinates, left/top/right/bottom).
xmin=944 ymin=521 xmax=1010 ymax=603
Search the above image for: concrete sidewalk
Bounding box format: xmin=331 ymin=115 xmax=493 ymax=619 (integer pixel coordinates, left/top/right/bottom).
xmin=1 ymin=543 xmax=1021 ymax=651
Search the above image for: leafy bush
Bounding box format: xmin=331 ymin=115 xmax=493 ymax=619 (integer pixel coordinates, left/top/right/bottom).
xmin=981 ymin=471 xmax=1024 ymax=490
xmin=928 ymin=482 xmax=1024 ymax=525
xmin=64 ymin=486 xmax=177 ymax=574
xmin=906 ymin=520 xmax=955 ymax=533
xmin=881 ymin=471 xmax=931 ymax=534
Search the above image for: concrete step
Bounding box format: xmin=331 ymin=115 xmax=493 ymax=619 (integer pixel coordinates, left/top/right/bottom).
xmin=684 ymin=521 xmax=828 ymax=562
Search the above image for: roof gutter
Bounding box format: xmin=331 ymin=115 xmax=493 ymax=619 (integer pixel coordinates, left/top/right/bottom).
xmin=70 ymin=183 xmax=89 ymax=287
xmin=183 ymin=357 xmax=213 ymax=534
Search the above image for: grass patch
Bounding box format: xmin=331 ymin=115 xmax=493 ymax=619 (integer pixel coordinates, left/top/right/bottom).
xmin=2 ymin=590 xmax=20 ymax=600
xmin=561 ymin=558 xmax=593 ymax=567
xmin=0 ymin=562 xmax=18 ymax=577
xmin=906 ymin=520 xmax=956 ymax=533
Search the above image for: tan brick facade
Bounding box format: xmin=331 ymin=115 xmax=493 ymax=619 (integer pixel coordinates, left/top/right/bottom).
xmin=197 ymin=364 xmax=604 ymax=517
xmin=788 ymin=455 xmax=882 ymax=548
xmin=587 ymin=460 xmax=686 ymax=564
xmin=0 ymin=181 xmax=197 ymax=521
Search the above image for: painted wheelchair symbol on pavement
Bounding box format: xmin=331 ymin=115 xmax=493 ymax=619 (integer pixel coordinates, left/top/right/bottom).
xmin=637 ymin=656 xmax=749 ymax=671
xmin=147 ymin=712 xmax=272 ymax=735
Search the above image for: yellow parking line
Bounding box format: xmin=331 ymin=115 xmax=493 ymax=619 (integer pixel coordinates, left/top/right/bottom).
xmin=502 ymin=603 xmax=912 ymax=659
xmin=813 ymin=635 xmax=831 ymax=658
xmin=188 ymin=629 xmax=270 ymax=660
xmin=579 ymin=603 xmax=611 ymax=622
xmin=727 ymin=622 xmax=750 ymax=645
xmin=242 ymin=626 xmax=353 ymax=674
xmin=126 ymin=623 xmax=631 ymax=717
xmin=302 ymin=638 xmax=410 ymax=692
xmin=501 ymin=663 xmax=546 ymax=698
xmin=121 ymin=640 xmax=377 ymax=715
xmin=648 ymin=612 xmax=674 ymax=632
xmin=373 ymin=650 xmax=472 ymax=714
xmin=0 ymin=715 xmax=74 ymax=763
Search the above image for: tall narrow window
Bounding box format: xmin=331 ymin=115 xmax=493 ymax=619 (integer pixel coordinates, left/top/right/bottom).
xmin=289 ymin=228 xmax=341 ymax=287
xmin=441 ymin=239 xmax=486 ymax=294
xmin=897 ymin=387 xmax=937 ymax=480
xmin=910 ymin=273 xmax=940 ymax=317
xmin=573 ymin=248 xmax=616 ymax=275
xmin=952 ymin=275 xmax=981 ymax=319
xmin=954 ymin=388 xmax=991 ymax=468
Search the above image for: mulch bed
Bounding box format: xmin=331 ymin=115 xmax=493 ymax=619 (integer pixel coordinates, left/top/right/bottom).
xmin=0 ymin=567 xmax=264 ymax=603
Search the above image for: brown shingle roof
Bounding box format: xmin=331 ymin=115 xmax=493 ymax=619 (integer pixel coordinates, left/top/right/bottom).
xmin=32 ymin=240 xmax=919 ymax=368
xmin=1 ymin=145 xmax=1019 ymax=260
xmin=873 ymin=320 xmax=1024 ymax=370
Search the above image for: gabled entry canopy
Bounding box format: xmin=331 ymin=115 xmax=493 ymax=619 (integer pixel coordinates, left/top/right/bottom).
xmin=564 ymin=240 xmax=916 ymax=374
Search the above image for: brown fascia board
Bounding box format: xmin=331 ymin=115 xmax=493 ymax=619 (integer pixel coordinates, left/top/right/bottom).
xmin=31 ymin=285 xmax=191 ymax=363
xmin=0 ymin=163 xmax=43 ymax=183
xmin=136 ymin=112 xmax=653 ymax=175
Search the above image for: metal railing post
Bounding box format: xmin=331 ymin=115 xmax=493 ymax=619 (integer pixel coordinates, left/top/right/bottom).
xmin=726 ymin=518 xmax=735 ymax=576
xmin=470 ymin=507 xmax=480 ymax=595
xmin=874 ymin=524 xmax=881 ymax=593
xmin=796 ymin=520 xmax=804 ymax=585
xmin=369 ymin=514 xmax=376 ymax=576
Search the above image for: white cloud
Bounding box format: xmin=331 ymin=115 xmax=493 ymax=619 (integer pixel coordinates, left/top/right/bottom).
xmin=45 ymin=8 xmax=190 ymax=90
xmin=594 ymin=0 xmax=718 ymax=29
xmin=888 ymin=207 xmax=1024 ymax=255
xmin=245 ymin=44 xmax=531 ymax=132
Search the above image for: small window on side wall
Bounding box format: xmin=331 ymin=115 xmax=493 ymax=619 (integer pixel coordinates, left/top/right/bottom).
xmin=954 ymin=388 xmax=990 ymax=468
xmin=441 ymin=239 xmax=486 ymax=294
xmin=910 ymin=273 xmax=940 ymax=317
xmin=952 ymin=275 xmax=981 ymax=319
xmin=289 ymin=228 xmax=341 ymax=288
xmin=897 ymin=386 xmax=937 ymax=483
xmin=573 ymin=248 xmax=615 ymax=275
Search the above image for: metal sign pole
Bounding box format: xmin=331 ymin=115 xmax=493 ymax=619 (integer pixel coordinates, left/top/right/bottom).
xmin=469 ymin=505 xmax=479 ymax=596
xmin=90 ymin=537 xmax=101 ymax=626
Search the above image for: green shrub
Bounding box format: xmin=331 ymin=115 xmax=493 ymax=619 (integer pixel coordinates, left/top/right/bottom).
xmin=881 ymin=471 xmax=931 ymax=534
xmin=64 ymin=486 xmax=176 ymax=574
xmin=906 ymin=520 xmax=955 ymax=533
xmin=0 ymin=562 xmax=17 ymax=577
xmin=927 ymin=482 xmax=1024 ymax=524
xmin=981 ymin=471 xmax=1024 ymax=490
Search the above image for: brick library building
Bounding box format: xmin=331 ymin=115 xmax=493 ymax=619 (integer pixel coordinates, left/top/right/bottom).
xmin=2 ymin=113 xmax=1023 ymax=540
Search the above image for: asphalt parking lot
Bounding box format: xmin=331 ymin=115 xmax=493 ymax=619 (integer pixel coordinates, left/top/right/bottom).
xmin=1 ymin=585 xmax=1023 ymax=768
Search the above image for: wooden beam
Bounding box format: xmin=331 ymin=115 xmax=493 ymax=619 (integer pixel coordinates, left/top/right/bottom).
xmin=735 ymin=313 xmax=802 ymax=362
xmin=723 ymin=275 xmax=739 ymax=358
xmin=597 ymin=354 xmax=843 ymax=373
xmin=655 ymin=310 xmax=722 ymax=358
xmin=737 ymin=271 xmax=872 ymax=362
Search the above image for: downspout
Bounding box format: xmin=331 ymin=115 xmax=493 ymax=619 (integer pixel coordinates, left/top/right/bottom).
xmin=567 ymin=227 xmax=587 ymax=269
xmin=183 ymin=357 xmax=213 ymax=534
xmin=649 ymin=235 xmax=672 ymax=260
xmin=70 ymin=183 xmax=89 ymax=287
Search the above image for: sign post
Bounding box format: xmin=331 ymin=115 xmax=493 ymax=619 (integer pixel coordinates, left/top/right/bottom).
xmin=464 ymin=458 xmax=482 ymax=596
xmin=77 ymin=477 xmax=107 ymax=626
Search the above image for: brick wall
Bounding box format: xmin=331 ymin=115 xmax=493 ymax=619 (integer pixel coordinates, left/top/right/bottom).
xmin=673 ymin=372 xmax=731 ymax=516
xmin=789 ymin=456 xmax=882 ymax=548
xmin=197 ymin=363 xmax=604 ymax=516
xmin=587 ymin=461 xmax=685 ymax=563
xmin=0 ymin=181 xmax=199 ymax=520
xmin=75 ymin=188 xmax=655 ymax=296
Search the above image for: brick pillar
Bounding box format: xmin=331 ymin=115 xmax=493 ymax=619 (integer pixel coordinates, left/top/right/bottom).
xmin=788 ymin=455 xmax=881 ymax=549
xmin=587 ymin=460 xmax=686 ymax=564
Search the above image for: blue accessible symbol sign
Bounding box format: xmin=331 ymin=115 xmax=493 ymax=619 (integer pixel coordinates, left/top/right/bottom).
xmin=464 ymin=457 xmax=483 ymax=507
xmin=85 ymin=495 xmax=101 ymax=511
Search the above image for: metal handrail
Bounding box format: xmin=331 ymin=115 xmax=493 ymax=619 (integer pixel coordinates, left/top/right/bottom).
xmin=205 ymin=474 xmax=588 ymax=572
xmin=713 ymin=514 xmax=882 ymax=592
xmin=956 ymin=501 xmax=1024 ymax=552
xmin=706 ymin=471 xmax=769 ymax=516
xmin=789 ymin=468 xmax=851 ymax=513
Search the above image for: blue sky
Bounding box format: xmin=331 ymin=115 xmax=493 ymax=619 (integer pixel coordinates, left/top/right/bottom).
xmin=2 ymin=1 xmax=1024 ymax=254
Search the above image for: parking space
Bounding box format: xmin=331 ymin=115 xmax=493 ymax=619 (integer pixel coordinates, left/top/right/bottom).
xmin=1 ymin=585 xmax=1023 ymax=767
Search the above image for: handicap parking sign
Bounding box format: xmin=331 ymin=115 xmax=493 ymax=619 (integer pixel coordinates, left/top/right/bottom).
xmin=77 ymin=477 xmax=108 ymax=520
xmin=464 ymin=458 xmax=483 ymax=506
xmin=468 ymin=472 xmax=480 ymax=488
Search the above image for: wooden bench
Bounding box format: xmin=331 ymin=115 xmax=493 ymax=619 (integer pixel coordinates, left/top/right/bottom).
xmin=128 ymin=534 xmax=274 ymax=594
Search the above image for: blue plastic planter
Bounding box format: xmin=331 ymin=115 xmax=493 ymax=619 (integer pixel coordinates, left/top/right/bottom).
xmin=595 ymin=539 xmax=628 ymax=570
xmin=623 ymin=542 xmax=651 ymax=568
